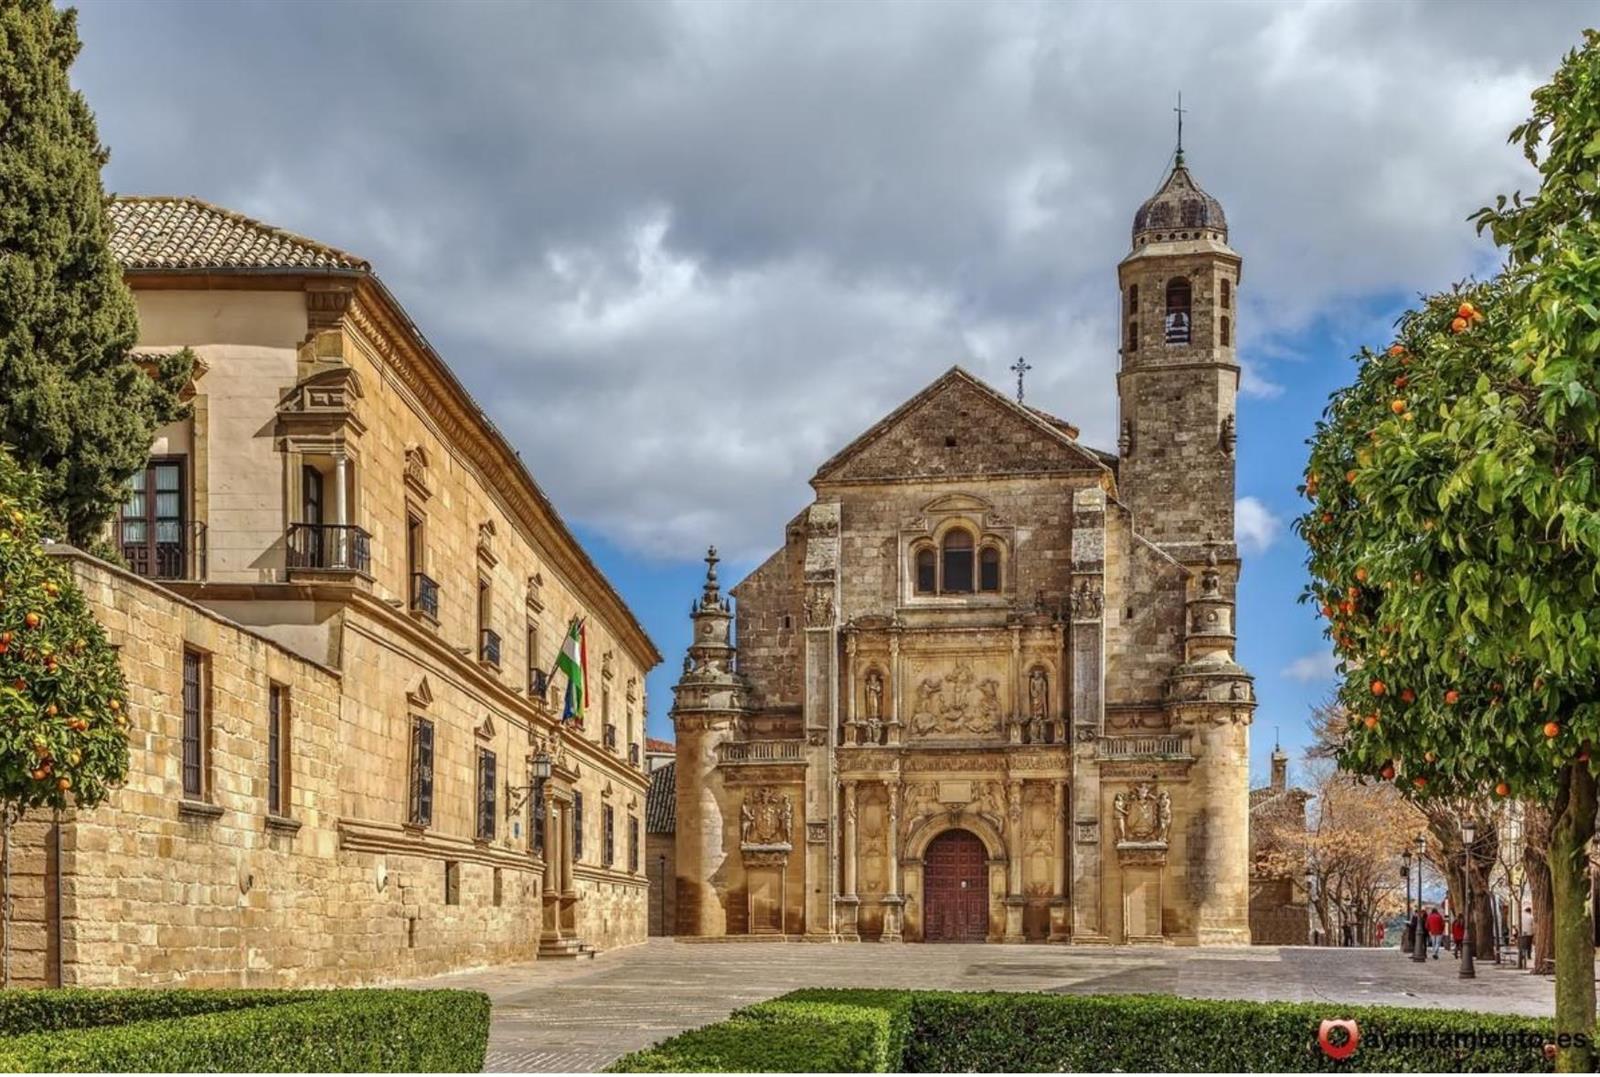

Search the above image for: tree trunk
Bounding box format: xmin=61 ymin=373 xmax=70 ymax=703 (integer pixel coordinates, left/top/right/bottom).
xmin=1525 ymin=802 xmax=1556 ymax=975
xmin=1548 ymin=763 xmax=1596 ymax=1072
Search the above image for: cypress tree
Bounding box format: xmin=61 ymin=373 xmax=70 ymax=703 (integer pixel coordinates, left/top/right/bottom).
xmin=0 ymin=0 xmax=190 ymax=546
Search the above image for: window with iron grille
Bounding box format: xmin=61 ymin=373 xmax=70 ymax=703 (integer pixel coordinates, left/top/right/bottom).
xmin=268 ymin=683 xmax=289 ymax=815
xmin=477 ymin=748 xmax=497 ymax=841
xmin=572 ymin=791 xmax=584 ymax=861
xmin=603 ymin=804 xmax=615 ymax=867
xmin=409 ymin=717 xmax=435 ymax=827
xmin=181 ymin=650 xmax=206 ymax=799
xmin=629 ymin=815 xmax=639 ymax=873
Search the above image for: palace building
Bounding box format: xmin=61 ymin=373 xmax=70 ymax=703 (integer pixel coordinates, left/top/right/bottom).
xmin=6 ymin=197 xmax=658 ymax=987
xmin=669 ymin=152 xmax=1255 ymax=944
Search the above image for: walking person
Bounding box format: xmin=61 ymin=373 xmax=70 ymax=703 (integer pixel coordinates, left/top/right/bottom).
xmin=1451 ymin=915 xmax=1465 ymax=958
xmin=1426 ymin=907 xmax=1446 ymax=959
xmin=1520 ymin=903 xmax=1534 ymax=962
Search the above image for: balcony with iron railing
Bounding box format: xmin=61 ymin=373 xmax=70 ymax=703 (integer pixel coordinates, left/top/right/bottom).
xmin=603 ymin=723 xmax=618 ymax=751
xmin=286 ymin=523 xmax=371 ymax=575
xmin=410 ymin=572 xmax=440 ymax=621
xmin=479 ymin=628 xmax=501 ymax=668
xmin=122 ymin=521 xmax=207 ymax=582
xmin=528 ymin=667 xmax=550 ymax=702
xmin=628 ymin=742 xmax=640 ymax=767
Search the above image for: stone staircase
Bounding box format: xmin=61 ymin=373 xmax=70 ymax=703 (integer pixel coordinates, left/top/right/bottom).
xmin=538 ymin=937 xmax=597 ymax=960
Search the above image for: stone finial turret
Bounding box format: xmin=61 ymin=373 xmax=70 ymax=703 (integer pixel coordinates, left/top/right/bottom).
xmin=1270 ymin=738 xmax=1288 ymax=793
xmin=698 ymin=545 xmax=726 ymax=612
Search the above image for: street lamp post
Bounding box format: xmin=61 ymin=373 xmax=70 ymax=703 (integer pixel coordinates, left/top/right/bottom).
xmin=1401 ymin=850 xmax=1414 ymax=953
xmin=1460 ymin=820 xmax=1477 ymax=979
xmin=1412 ymin=834 xmax=1429 ymax=962
xmin=1305 ymin=869 xmax=1319 ymax=945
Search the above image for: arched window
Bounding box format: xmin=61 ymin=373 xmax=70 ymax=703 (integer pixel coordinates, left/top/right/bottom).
xmin=1221 ymin=278 xmax=1232 ymax=310
xmin=979 ymin=546 xmax=1001 ymax=592
xmin=914 ymin=548 xmax=936 ymax=595
xmin=1221 ymin=316 xmax=1231 ymax=347
xmin=941 ymin=530 xmax=974 ymax=594
xmin=1125 ymin=319 xmax=1138 ymax=354
xmin=1165 ymin=277 xmax=1191 ymax=345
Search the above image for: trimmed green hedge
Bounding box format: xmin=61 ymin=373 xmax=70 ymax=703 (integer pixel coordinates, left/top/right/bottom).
xmin=0 ymin=989 xmax=490 ymax=1073
xmin=609 ymin=989 xmax=1561 ymax=1073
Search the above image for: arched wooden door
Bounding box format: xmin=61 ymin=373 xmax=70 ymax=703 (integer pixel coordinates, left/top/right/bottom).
xmin=923 ymin=829 xmax=989 ymax=942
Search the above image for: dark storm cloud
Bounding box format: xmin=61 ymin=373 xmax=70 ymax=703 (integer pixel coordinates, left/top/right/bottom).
xmin=71 ymin=0 xmax=1591 ymax=559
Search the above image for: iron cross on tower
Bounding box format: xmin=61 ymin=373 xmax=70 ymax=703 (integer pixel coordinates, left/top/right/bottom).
xmin=1010 ymin=356 xmax=1032 ymax=404
xmin=1174 ymin=91 xmax=1186 ymax=166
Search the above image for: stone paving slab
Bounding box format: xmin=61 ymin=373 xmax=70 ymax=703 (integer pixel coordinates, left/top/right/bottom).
xmin=412 ymin=939 xmax=1560 ymax=1072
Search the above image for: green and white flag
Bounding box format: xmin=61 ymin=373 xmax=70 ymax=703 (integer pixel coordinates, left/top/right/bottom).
xmin=556 ymin=618 xmax=587 ymax=723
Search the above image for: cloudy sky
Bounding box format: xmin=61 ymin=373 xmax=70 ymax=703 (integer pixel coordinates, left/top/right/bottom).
xmin=71 ymin=0 xmax=1593 ymax=779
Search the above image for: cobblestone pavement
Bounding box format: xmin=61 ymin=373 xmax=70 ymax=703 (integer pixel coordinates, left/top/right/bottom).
xmin=412 ymin=939 xmax=1559 ymax=1072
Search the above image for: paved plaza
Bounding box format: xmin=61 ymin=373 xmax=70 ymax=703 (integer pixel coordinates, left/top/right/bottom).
xmin=414 ymin=939 xmax=1560 ymax=1072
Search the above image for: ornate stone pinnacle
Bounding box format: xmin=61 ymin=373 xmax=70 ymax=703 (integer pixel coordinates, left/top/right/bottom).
xmin=702 ymin=545 xmax=722 ymax=605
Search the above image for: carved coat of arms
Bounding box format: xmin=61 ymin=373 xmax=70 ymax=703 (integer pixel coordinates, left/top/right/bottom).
xmin=740 ymin=786 xmax=794 ymax=847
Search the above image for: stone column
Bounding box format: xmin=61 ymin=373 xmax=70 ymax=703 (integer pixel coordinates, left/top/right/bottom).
xmin=1049 ymin=778 xmax=1070 ymax=940
xmin=1008 ymin=625 xmax=1023 ymax=743
xmin=332 ymin=452 xmax=349 ymax=567
xmin=888 ymin=631 xmax=903 ymax=746
xmin=1069 ymin=486 xmax=1108 ymax=943
xmin=881 ymin=781 xmax=903 ymax=941
xmin=845 ymin=630 xmax=858 ymax=742
xmin=837 ymin=780 xmax=861 ymax=940
xmin=540 ymin=800 xmax=563 ymax=942
xmin=1003 ymin=779 xmax=1026 ymax=942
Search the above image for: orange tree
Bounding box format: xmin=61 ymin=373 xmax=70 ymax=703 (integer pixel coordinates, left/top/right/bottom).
xmin=0 ymin=447 xmax=128 ymax=985
xmin=1301 ymin=34 xmax=1600 ymax=1068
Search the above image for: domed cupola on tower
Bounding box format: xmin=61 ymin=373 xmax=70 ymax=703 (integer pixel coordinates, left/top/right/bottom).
xmin=1131 ymin=155 xmax=1228 ymax=247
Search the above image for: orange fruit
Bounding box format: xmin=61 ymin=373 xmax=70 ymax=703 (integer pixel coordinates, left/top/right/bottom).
xmin=1413 ymin=777 xmax=1428 ymax=789
xmin=23 ymin=612 xmax=39 ymax=629
xmin=1380 ymin=763 xmax=1396 ymax=780
xmin=1400 ymin=689 xmax=1416 ymax=704
xmin=1451 ymin=316 xmax=1469 ymax=333
xmin=1371 ymin=680 xmax=1387 ymax=696
xmin=1394 ymin=375 xmax=1408 ymax=389
xmin=1495 ymin=782 xmax=1510 ymax=797
xmin=1391 ymin=399 xmax=1406 ymax=414
xmin=1544 ymin=722 xmax=1561 ymax=739
xmin=1444 ymin=690 xmax=1459 ymax=705
xmin=1364 ymin=715 xmax=1379 ymax=729
xmin=1388 ymin=344 xmax=1405 ymax=357
xmin=1424 ymin=751 xmax=1436 ymax=763
xmin=1355 ymin=567 xmax=1368 ymax=582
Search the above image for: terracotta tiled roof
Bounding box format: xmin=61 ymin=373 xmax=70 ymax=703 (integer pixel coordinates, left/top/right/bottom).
xmin=646 ymin=737 xmax=675 ymax=754
xmin=646 ymin=761 xmax=676 ymax=835
xmin=108 ymin=196 xmax=369 ymax=272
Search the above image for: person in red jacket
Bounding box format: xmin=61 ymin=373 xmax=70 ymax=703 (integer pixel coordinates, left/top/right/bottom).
xmin=1451 ymin=915 xmax=1466 ymax=957
xmin=1426 ymin=908 xmax=1446 ymax=959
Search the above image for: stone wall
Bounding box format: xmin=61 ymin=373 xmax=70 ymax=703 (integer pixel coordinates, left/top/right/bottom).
xmin=31 ymin=552 xmax=646 ymax=987
xmin=646 ymin=831 xmax=676 ymax=935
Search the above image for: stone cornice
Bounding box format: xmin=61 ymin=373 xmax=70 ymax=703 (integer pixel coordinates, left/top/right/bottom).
xmin=342 ymin=276 xmax=660 ymax=668
xmin=338 ymin=816 xmax=543 ymax=871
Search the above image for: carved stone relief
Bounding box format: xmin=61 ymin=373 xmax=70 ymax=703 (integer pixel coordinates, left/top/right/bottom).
xmin=907 ymin=660 xmax=1004 ymax=738
xmin=1112 ymin=781 xmax=1172 ymax=846
xmin=740 ymin=786 xmax=794 ymax=847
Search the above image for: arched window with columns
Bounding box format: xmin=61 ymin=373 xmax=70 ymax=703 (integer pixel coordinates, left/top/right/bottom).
xmin=941 ymin=529 xmax=974 ymax=594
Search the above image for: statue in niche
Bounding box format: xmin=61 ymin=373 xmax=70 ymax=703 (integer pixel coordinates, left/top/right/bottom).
xmin=861 ymin=713 xmax=883 ymax=746
xmin=1029 ymin=668 xmax=1048 ymax=718
xmin=741 ymin=786 xmax=793 ymax=846
xmin=1113 ymin=781 xmax=1171 ymax=845
xmin=864 ymin=670 xmax=884 ymax=721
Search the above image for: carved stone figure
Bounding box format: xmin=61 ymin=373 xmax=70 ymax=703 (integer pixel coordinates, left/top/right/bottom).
xmin=971 ymin=677 xmax=1003 ymax=735
xmin=804 ymin=586 xmax=835 ymax=627
xmin=1029 ymin=668 xmax=1048 ymax=722
xmin=1220 ymin=414 xmax=1237 ymax=455
xmin=1072 ymin=580 xmax=1104 ymax=619
xmin=864 ymin=669 xmax=884 ymax=721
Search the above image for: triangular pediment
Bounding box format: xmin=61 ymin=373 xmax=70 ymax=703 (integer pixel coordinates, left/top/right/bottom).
xmin=812 ymin=367 xmax=1107 ymax=485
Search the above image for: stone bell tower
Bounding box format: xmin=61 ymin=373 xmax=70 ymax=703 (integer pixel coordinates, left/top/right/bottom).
xmin=670 ymin=547 xmax=747 ymax=936
xmin=1115 ymin=142 xmax=1242 ymax=562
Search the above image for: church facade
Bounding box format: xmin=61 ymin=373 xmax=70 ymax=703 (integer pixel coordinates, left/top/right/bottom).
xmin=670 ymin=154 xmax=1255 ymax=945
